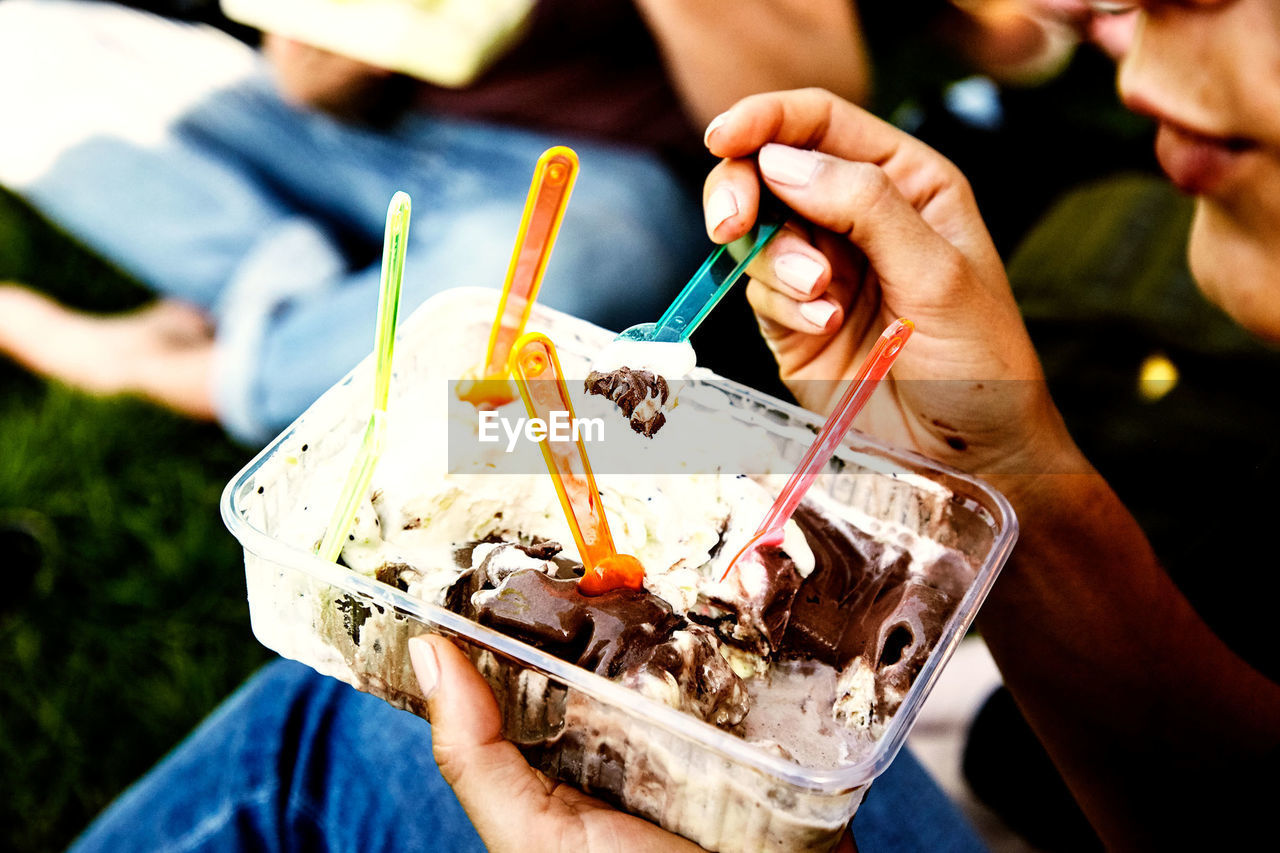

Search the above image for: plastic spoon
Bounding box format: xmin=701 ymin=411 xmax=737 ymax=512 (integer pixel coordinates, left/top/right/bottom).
xmin=458 ymin=146 xmax=579 ymax=408
xmin=610 ymin=219 xmax=781 ymax=347
xmin=316 ymin=192 xmax=411 ymax=563
xmin=588 ymin=218 xmax=781 ymax=423
xmin=720 ymin=318 xmax=914 ymax=583
xmin=509 ymin=331 xmax=645 ymax=595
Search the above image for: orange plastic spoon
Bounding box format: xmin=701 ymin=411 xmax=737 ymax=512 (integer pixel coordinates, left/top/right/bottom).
xmin=458 ymin=146 xmax=578 ymax=408
xmin=721 ymin=319 xmax=914 ymax=582
xmin=509 ymin=332 xmax=644 ymax=595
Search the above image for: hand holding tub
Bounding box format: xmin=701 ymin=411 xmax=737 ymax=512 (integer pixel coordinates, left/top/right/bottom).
xmin=407 ymin=634 xmax=863 ymax=853
xmin=406 ymin=635 xmax=695 ymax=852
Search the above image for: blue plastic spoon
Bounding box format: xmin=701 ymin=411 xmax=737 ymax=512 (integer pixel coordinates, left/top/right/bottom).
xmin=614 ymin=220 xmax=780 ymax=345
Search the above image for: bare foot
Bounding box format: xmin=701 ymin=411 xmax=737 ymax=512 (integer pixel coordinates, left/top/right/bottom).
xmin=0 ymin=283 xmax=218 ymax=420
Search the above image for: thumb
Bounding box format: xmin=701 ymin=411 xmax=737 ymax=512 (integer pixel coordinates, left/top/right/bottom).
xmin=410 ymin=634 xmax=557 ymax=844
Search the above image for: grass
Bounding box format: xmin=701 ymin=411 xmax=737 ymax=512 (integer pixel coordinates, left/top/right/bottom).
xmin=0 ymin=187 xmax=269 ymax=851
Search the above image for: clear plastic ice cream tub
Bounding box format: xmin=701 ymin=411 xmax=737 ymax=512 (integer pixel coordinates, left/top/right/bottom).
xmin=221 ymin=288 xmax=1018 ymax=853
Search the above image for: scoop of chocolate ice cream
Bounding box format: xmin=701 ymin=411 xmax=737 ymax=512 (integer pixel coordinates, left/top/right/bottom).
xmin=776 ymin=504 xmax=966 ymax=670
xmin=620 ymin=626 xmax=749 ymax=727
xmin=690 ymin=541 xmax=804 ymax=657
xmin=445 ymin=540 xmax=578 ymax=617
xmin=859 ymin=579 xmax=956 ymax=717
xmin=584 ymin=367 xmax=669 ymax=437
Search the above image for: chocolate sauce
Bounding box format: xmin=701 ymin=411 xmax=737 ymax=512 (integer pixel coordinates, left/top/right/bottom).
xmin=777 ymin=504 xmax=968 ymax=671
xmin=442 ymin=499 xmax=972 ymax=738
xmin=474 ymin=569 xmax=683 ymax=678
xmin=444 ymin=543 xmax=749 ymax=725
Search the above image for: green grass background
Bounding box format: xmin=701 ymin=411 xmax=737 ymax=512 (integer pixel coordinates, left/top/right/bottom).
xmin=0 ymin=186 xmax=269 ymax=851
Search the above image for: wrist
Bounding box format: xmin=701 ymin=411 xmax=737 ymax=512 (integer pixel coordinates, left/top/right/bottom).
xmin=979 ymin=402 xmax=1095 ymax=509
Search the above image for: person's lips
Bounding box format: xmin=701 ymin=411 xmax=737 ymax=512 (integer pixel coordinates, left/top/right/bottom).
xmin=1154 ymin=121 xmax=1257 ymax=196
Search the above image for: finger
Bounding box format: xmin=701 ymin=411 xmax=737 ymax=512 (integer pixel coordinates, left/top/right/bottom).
xmin=745 ymin=277 xmax=842 ymax=336
xmin=411 ymin=635 xmax=557 ymax=844
xmin=412 ymin=638 xmax=711 ymax=853
xmin=705 ymin=88 xmax=901 ymax=165
xmin=744 ymin=226 xmax=872 ymax=359
xmin=703 ymin=161 xmax=833 ymax=300
xmin=751 ymin=144 xmax=977 ymax=315
xmin=703 ymin=157 xmax=761 ymax=242
xmin=751 ymin=226 xmax=832 ymax=300
xmin=705 ymin=90 xmax=1004 ymax=283
xmin=1090 ymin=11 xmax=1139 ymax=59
xmin=704 ymin=88 xmax=958 ymax=209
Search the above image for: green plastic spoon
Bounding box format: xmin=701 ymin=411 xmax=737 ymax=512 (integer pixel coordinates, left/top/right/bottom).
xmin=316 ymin=191 xmax=411 ymax=563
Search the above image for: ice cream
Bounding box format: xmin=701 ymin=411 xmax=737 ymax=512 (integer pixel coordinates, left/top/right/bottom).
xmin=586 ymin=337 xmax=696 ymax=437
xmin=329 ymin=447 xmax=971 ymax=758
xmin=227 ymin=288 xmax=1014 ymax=853
xmin=583 ymin=367 xmax=671 ymax=436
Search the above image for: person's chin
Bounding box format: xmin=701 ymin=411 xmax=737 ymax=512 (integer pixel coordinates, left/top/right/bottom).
xmin=1188 ymin=204 xmax=1280 ymax=346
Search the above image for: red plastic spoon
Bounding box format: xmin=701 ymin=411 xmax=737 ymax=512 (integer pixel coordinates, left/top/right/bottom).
xmin=721 ymin=318 xmax=914 ymax=582
xmin=509 ymin=332 xmax=645 ymax=595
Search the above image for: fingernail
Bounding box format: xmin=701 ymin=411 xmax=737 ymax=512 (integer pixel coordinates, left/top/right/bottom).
xmin=706 ymin=186 xmax=739 ymax=233
xmin=799 ymin=299 xmax=837 ymax=329
xmin=759 ymin=143 xmax=819 ymax=187
xmin=703 ymin=111 xmax=730 ymax=146
xmin=774 ymin=253 xmax=824 ymax=295
xmin=409 ymin=636 xmax=439 ymax=699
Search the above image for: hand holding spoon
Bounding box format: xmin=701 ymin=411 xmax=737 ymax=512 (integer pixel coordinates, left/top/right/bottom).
xmin=586 ymin=219 xmax=781 ymax=436
xmin=592 ymin=219 xmax=780 ymax=376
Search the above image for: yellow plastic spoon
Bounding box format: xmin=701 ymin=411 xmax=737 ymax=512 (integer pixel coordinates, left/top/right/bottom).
xmin=509 ymin=331 xmax=644 ymax=595
xmin=458 ymin=146 xmax=578 ymax=408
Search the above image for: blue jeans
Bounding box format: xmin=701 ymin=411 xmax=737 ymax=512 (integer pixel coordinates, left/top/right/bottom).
xmin=68 ymin=659 xmax=988 ymax=852
xmin=0 ymin=1 xmax=708 ymax=444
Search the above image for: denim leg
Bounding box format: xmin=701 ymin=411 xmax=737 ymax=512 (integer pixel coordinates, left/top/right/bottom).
xmin=185 ymin=89 xmax=709 ymax=441
xmin=70 ymin=659 xmax=984 ymax=853
xmin=0 ymin=2 xmax=708 ymax=445
xmin=852 ymin=747 xmax=989 ymax=853
xmin=0 ymin=1 xmax=275 ymax=310
xmin=68 ymin=658 xmax=485 ymax=853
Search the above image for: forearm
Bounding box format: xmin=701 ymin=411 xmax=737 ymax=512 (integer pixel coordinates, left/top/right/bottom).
xmin=632 ymin=0 xmax=870 ymax=127
xmin=981 ymin=456 xmax=1280 ymax=849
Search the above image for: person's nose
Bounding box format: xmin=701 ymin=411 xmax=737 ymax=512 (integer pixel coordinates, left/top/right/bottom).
xmin=1089 ymin=10 xmax=1140 ymax=59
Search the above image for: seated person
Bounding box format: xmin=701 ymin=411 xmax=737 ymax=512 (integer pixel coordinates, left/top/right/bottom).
xmin=700 ymin=1 xmax=1278 ymax=848
xmin=0 ymin=0 xmax=869 ymax=445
